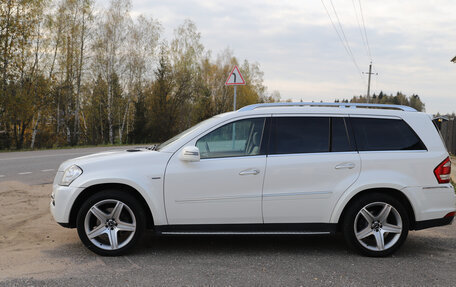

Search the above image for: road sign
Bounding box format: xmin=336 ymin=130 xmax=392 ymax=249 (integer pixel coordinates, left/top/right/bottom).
xmin=225 ymin=65 xmax=246 ymax=86
xmin=225 ymin=65 xmax=246 ymax=111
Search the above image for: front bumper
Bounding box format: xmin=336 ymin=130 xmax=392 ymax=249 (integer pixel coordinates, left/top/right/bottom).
xmin=50 ymin=175 xmax=84 ymax=226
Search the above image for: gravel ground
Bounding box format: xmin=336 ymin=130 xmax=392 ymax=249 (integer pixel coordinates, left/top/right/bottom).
xmin=0 ymin=181 xmax=455 ymax=286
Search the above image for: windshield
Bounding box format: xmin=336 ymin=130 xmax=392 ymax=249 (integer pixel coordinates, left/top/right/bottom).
xmin=156 ymin=116 xmax=220 ymax=151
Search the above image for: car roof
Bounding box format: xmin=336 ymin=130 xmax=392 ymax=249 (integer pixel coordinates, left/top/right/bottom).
xmin=159 ymin=102 xmax=428 ymax=153
xmin=236 ymin=102 xmax=420 ymax=117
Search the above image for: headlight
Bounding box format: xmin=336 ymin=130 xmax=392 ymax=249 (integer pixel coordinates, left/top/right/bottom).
xmin=59 ymin=165 xmax=83 ymax=186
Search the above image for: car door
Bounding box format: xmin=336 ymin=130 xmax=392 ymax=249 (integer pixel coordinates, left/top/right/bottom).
xmin=164 ymin=116 xmax=268 ymax=225
xmin=262 ymin=115 xmax=361 ymax=223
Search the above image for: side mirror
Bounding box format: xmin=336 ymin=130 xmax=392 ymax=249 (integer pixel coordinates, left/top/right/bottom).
xmin=180 ymin=146 xmax=200 ymax=162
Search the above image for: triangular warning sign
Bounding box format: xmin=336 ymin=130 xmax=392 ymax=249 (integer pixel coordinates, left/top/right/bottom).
xmin=225 ymin=65 xmax=246 ymax=86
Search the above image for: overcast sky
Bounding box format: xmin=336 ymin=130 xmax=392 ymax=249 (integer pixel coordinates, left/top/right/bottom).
xmin=129 ymin=0 xmax=456 ymax=114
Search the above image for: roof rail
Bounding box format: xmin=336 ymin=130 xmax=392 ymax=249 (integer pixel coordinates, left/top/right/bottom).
xmin=238 ymin=102 xmax=417 ymax=112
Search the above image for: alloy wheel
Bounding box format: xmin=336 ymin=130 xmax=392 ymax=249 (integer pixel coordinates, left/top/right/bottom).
xmin=84 ymin=199 xmax=137 ymax=251
xmin=354 ymin=201 xmax=403 ymax=251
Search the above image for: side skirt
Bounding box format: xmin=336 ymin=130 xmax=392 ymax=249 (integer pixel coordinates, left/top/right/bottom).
xmin=154 ymin=223 xmax=337 ymax=235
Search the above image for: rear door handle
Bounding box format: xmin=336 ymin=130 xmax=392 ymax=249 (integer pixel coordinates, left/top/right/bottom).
xmin=335 ymin=162 xmax=355 ymax=170
xmin=239 ymin=169 xmax=260 ymax=175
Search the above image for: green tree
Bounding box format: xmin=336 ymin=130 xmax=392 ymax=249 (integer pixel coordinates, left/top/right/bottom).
xmin=339 ymin=91 xmax=425 ymax=112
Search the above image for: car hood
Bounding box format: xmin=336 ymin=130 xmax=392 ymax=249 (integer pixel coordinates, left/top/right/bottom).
xmin=58 ymin=148 xmax=172 ymax=172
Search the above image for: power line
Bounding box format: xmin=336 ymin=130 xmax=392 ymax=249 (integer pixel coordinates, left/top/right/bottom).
xmin=351 ymin=0 xmax=369 ymax=60
xmin=320 ymin=0 xmax=363 ymax=77
xmin=358 ymin=0 xmax=372 ymax=60
xmin=328 ymin=0 xmax=361 ymax=73
xmin=328 ymin=0 xmax=362 ymax=75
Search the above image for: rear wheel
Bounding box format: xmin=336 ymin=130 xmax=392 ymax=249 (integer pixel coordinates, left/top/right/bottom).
xmin=76 ymin=190 xmax=146 ymax=256
xmin=343 ymin=193 xmax=409 ymax=257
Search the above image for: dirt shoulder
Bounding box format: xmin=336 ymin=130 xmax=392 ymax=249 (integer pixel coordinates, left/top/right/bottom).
xmin=0 ymin=181 xmax=85 ymax=280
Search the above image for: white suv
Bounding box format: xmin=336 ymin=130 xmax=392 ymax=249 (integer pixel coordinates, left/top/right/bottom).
xmin=51 ymin=102 xmax=455 ymax=256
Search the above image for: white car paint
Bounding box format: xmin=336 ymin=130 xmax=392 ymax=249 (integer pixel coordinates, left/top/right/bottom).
xmin=51 ymin=104 xmax=456 ymax=231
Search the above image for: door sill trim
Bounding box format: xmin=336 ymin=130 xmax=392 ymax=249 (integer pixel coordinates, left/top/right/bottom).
xmin=160 ymin=231 xmax=331 ymax=235
xmin=155 ymin=223 xmax=337 ymax=234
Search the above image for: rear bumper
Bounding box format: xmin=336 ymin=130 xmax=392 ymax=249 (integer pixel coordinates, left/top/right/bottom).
xmin=401 ymin=184 xmax=456 ymax=221
xmin=414 ymin=215 xmax=454 ymax=230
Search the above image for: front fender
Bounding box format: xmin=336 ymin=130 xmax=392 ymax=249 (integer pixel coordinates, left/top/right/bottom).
xmin=75 ymin=174 xmax=167 ymax=226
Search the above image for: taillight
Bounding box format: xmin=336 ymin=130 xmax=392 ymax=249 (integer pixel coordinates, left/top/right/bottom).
xmin=434 ymin=157 xmax=451 ymax=184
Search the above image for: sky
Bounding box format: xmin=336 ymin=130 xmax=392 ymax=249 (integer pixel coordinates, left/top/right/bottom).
xmin=129 ymin=0 xmax=456 ymax=114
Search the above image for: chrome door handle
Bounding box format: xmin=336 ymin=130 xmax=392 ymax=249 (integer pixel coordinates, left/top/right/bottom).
xmin=239 ymin=169 xmax=260 ymax=175
xmin=335 ymin=162 xmax=355 ymax=170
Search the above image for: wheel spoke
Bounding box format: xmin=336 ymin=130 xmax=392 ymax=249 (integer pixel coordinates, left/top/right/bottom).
xmin=356 ymin=227 xmax=373 ymax=240
xmin=360 ymin=208 xmax=375 ymax=224
xmin=117 ymin=221 xmax=136 ymax=232
xmin=107 ymin=229 xmax=119 ymax=249
xmin=84 ymin=199 xmax=137 ymax=251
xmin=382 ymin=223 xmax=402 ymax=234
xmin=91 ymin=206 xmax=108 ymax=222
xmin=373 ymin=231 xmax=385 ymax=251
xmin=377 ymin=204 xmax=392 ymax=224
xmin=110 ymin=201 xmax=124 ymax=221
xmin=87 ymin=224 xmax=107 ymax=239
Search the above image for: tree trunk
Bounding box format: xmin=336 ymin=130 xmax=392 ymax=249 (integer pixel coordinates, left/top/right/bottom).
xmin=119 ymin=97 xmax=130 ymax=144
xmin=74 ymin=7 xmax=87 ymax=145
xmin=107 ymin=82 xmax=113 ymax=144
xmin=18 ymin=121 xmax=27 ymax=150
xmin=30 ymin=111 xmax=41 ymax=149
xmin=56 ymin=99 xmax=60 ymax=133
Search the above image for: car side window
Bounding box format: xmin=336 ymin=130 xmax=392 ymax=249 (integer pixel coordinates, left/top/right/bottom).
xmin=350 ymin=117 xmax=427 ymax=151
xmin=331 ymin=117 xmax=355 ymax=152
xmin=196 ymin=118 xmax=266 ymax=159
xmin=270 ymin=117 xmax=330 ymax=154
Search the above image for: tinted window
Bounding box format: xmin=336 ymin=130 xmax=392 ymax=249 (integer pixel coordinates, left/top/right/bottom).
xmin=351 ymin=118 xmax=426 ymax=151
xmin=331 ymin=117 xmax=354 ymax=152
xmin=196 ymin=118 xmax=265 ymax=159
xmin=270 ymin=117 xmax=330 ymax=154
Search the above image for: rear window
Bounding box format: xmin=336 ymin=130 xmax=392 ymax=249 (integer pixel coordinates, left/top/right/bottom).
xmin=350 ymin=117 xmax=426 ymax=151
xmin=270 ymin=117 xmax=330 ymax=154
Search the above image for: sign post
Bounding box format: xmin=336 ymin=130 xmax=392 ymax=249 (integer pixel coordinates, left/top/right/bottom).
xmin=225 ymin=66 xmax=246 ymax=148
xmin=225 ymin=65 xmax=246 ymax=111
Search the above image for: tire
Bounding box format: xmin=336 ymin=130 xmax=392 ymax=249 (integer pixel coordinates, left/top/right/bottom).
xmin=342 ymin=192 xmax=409 ymax=257
xmin=76 ymin=190 xmax=146 ymax=256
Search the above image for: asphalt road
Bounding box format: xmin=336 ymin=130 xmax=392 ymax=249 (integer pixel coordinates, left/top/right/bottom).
xmin=2 ymin=229 xmax=456 ymax=286
xmin=0 ymin=146 xmax=142 ymax=185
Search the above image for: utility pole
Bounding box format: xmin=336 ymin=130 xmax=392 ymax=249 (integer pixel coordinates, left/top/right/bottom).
xmin=363 ymin=62 xmax=377 ymax=103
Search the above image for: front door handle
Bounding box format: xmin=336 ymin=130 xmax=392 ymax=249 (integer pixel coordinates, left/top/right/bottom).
xmin=239 ymin=169 xmax=260 ymax=175
xmin=335 ymin=162 xmax=355 ymax=170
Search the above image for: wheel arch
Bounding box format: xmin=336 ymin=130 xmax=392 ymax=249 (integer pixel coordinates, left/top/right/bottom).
xmin=68 ymin=183 xmax=155 ymax=229
xmin=336 ymin=188 xmax=416 ymax=231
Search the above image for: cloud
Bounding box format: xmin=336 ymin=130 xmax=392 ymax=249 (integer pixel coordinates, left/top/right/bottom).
xmin=130 ymin=0 xmax=456 ymax=114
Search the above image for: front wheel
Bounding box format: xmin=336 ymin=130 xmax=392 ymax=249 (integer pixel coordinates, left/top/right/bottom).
xmin=342 ymin=193 xmax=409 ymax=257
xmin=76 ymin=190 xmax=146 ymax=256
